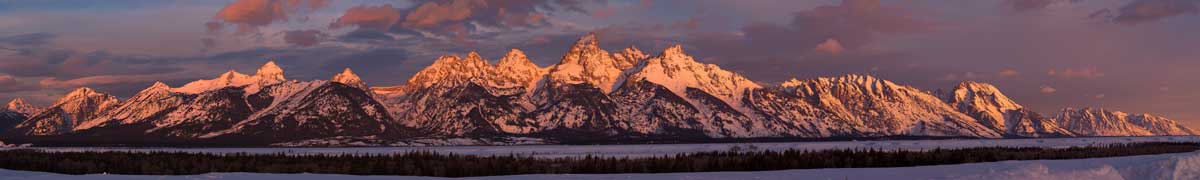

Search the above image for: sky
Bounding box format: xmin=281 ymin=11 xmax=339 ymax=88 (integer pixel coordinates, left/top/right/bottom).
xmin=0 ymin=0 xmax=1198 ymax=127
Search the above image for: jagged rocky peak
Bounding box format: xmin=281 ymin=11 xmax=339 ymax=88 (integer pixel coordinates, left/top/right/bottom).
xmin=13 ymin=87 xmax=121 ymax=135
xmin=57 ymin=87 xmax=119 ymax=106
xmin=942 ymin=81 xmax=1023 ymax=125
xmin=497 ymin=49 xmax=535 ymax=68
xmin=1056 ymin=107 xmax=1197 ymax=136
xmin=781 ymin=74 xmax=901 ymax=94
xmin=331 ymin=68 xmax=368 ymax=89
xmin=146 ymin=81 xmax=171 ymax=91
xmin=1056 ymin=107 xmax=1153 ymax=136
xmin=173 ymin=61 xmax=287 ymax=94
xmin=374 ymin=53 xmax=497 ymax=97
xmin=465 ymin=51 xmax=490 ymax=66
xmin=1126 ymin=113 xmax=1200 ymax=135
xmin=255 ymin=60 xmax=286 ymax=81
xmin=219 ymin=70 xmax=251 ymax=80
xmin=945 ymin=81 xmax=1022 ymax=109
xmin=405 ymin=53 xmax=493 ymax=89
xmin=493 ymin=49 xmax=546 ymax=89
xmin=624 ymin=44 xmax=761 ymax=108
xmin=547 ymin=32 xmax=625 ymax=92
xmin=5 ymin=98 xmax=41 ymax=116
xmin=571 ymin=32 xmax=601 ymax=53
xmin=772 ymin=74 xmax=1005 ymax=138
xmin=74 ymin=81 xmax=181 ymax=130
xmin=940 ymin=81 xmax=1071 ymax=137
xmin=612 ymin=46 xmax=647 ymax=70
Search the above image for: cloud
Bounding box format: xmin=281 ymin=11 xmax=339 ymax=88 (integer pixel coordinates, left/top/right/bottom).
xmin=1048 ymin=67 xmax=1103 ymax=79
xmin=0 ymin=49 xmax=181 ymax=80
xmin=38 ymin=74 xmax=167 ymax=89
xmin=735 ymin=0 xmax=927 ymax=54
xmin=813 ymin=38 xmax=846 ymax=54
xmin=1040 ymin=85 xmax=1058 ymax=93
xmin=283 ymin=29 xmax=327 ymax=47
xmin=329 ymin=4 xmax=403 ymax=31
xmin=1004 ymin=0 xmax=1078 ymax=12
xmin=999 ymin=69 xmax=1020 ymax=77
xmin=940 ymin=72 xmax=979 ymax=81
xmin=0 ymin=32 xmax=57 ymax=47
xmin=939 ymin=69 xmax=1022 ymax=81
xmin=208 ymin=0 xmax=330 ymax=33
xmin=674 ymin=0 xmax=929 ymax=82
xmin=0 ymin=74 xmax=40 ymax=93
xmin=1093 ymin=0 xmax=1198 ymax=25
xmin=328 ymin=0 xmax=591 ymax=42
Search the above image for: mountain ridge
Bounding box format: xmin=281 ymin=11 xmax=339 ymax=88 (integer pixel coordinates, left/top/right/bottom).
xmin=1 ymin=33 xmax=1194 ymax=146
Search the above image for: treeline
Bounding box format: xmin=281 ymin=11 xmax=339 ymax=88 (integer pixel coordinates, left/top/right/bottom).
xmin=0 ymin=142 xmax=1196 ymax=177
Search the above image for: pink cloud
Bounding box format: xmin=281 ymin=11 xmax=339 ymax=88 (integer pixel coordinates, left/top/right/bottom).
xmin=402 ymin=0 xmax=485 ymax=28
xmin=813 ymin=38 xmax=846 ymax=54
xmin=0 ymin=74 xmax=39 ymax=93
xmin=330 ymin=4 xmax=403 ymax=31
xmin=209 ymin=0 xmax=330 ymax=33
xmin=998 ymin=69 xmax=1020 ymax=77
xmin=38 ymin=74 xmax=165 ymax=89
xmin=1048 ymin=67 xmax=1103 ymax=79
xmin=1040 ymin=85 xmax=1058 ymax=94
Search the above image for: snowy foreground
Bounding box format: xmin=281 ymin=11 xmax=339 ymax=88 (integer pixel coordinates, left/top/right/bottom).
xmin=2 ymin=148 xmax=1200 ymax=180
xmin=18 ymin=136 xmax=1200 ymax=158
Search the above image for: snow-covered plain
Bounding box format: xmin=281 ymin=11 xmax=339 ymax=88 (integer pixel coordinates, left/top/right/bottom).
xmin=3 ymin=145 xmax=1200 ymax=180
xmin=14 ymin=136 xmax=1200 ymax=158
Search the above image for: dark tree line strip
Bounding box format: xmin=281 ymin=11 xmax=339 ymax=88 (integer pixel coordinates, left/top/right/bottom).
xmin=0 ymin=142 xmax=1196 ymax=177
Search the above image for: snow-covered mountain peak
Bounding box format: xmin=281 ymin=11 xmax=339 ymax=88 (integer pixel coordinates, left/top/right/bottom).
xmin=661 ymin=44 xmax=685 ymax=57
xmin=546 ymin=33 xmax=625 ymax=92
xmin=946 ymin=81 xmax=1023 ymax=111
xmin=174 ymin=62 xmax=288 ymax=94
xmin=1056 ymin=107 xmax=1153 ymax=136
xmin=782 ymin=74 xmax=899 ymax=92
xmin=332 ymin=68 xmax=368 ymax=89
xmin=936 ymin=81 xmax=1070 ymax=137
xmin=13 ymin=87 xmax=122 ymax=135
xmin=5 ymin=98 xmax=40 ymax=116
xmin=58 ymin=88 xmax=107 ymax=105
xmin=133 ymin=82 xmax=175 ymax=98
xmin=147 ymin=81 xmax=171 ymax=91
xmin=387 ymin=54 xmax=494 ymax=94
xmin=623 ymin=44 xmax=761 ymax=111
xmin=493 ymin=49 xmax=546 ymax=89
xmin=771 ymin=74 xmax=1004 ymax=138
xmin=1054 ymin=107 xmax=1198 ymax=136
xmin=73 ymin=82 xmax=182 ymax=130
xmin=1125 ymin=113 xmax=1200 ymax=135
xmin=465 ymin=51 xmax=489 ymax=66
xmin=572 ymin=32 xmax=600 ymax=51
xmin=219 ymin=70 xmax=249 ymax=79
xmin=255 ymin=61 xmax=285 ymax=81
xmin=497 ymin=49 xmax=535 ymax=68
xmin=612 ymin=46 xmax=647 ymax=70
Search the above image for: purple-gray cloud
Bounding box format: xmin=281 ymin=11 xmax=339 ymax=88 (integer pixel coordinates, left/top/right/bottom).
xmin=1092 ymin=0 xmax=1199 ymax=25
xmin=283 ymin=29 xmax=327 ymax=47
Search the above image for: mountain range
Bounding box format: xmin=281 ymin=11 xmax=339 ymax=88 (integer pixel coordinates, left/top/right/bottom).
xmin=0 ymin=33 xmax=1195 ymax=146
